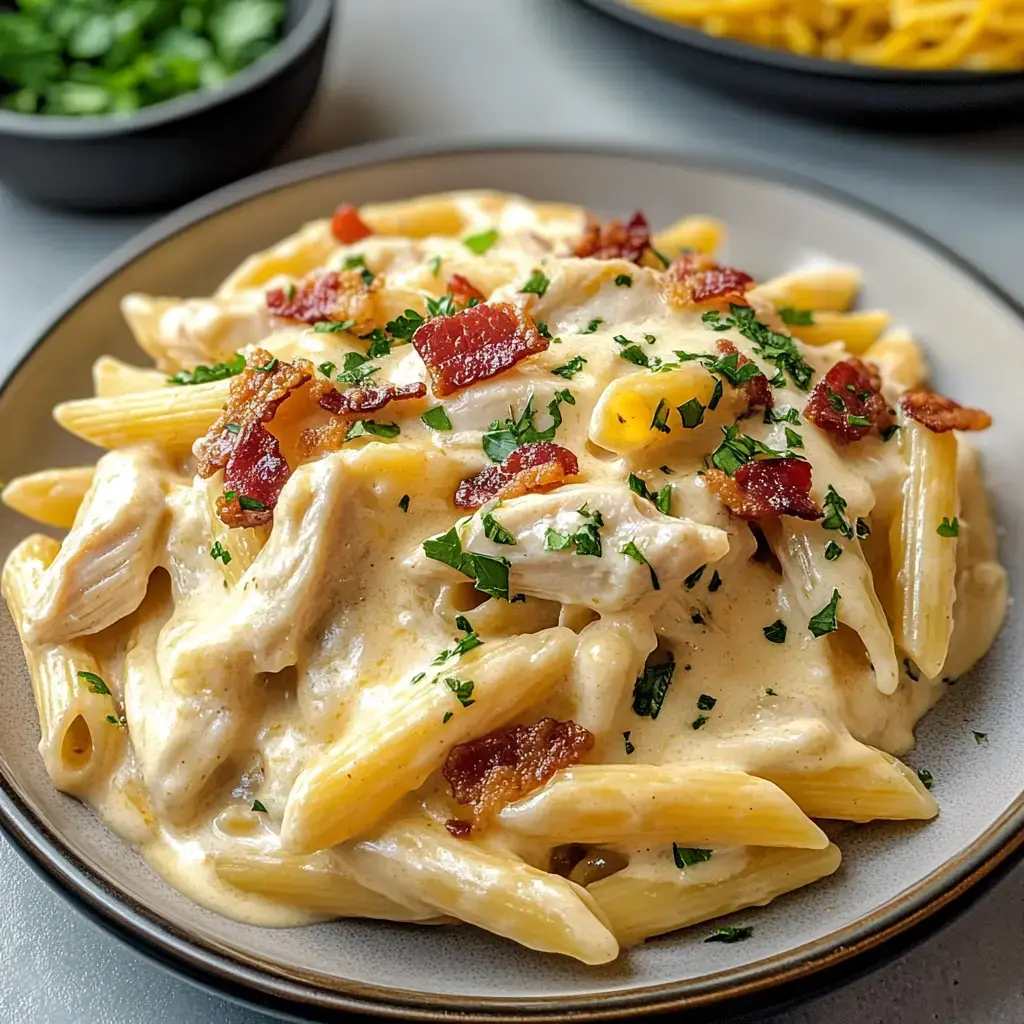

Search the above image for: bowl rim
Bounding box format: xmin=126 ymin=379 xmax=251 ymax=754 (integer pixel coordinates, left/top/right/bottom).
xmin=1 ymin=138 xmax=1024 ymax=1022
xmin=0 ymin=0 xmax=333 ymax=138
xmin=579 ymin=0 xmax=1024 ymax=83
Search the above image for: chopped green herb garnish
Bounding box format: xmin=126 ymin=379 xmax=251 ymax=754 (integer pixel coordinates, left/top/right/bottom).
xmin=225 ymin=422 xmax=240 ymax=434
xmin=343 ymin=253 xmax=374 ymax=286
xmin=784 ymin=427 xmax=804 ymax=449
xmin=167 ymin=352 xmax=245 ymax=386
xmin=627 ymin=473 xmax=672 ymax=515
xmin=704 ymin=304 xmax=814 ymax=390
xmin=237 ymin=495 xmax=266 ymax=512
xmin=398 ymin=495 xmax=410 ymax=513
xmin=650 ymin=247 xmax=671 ymax=268
xmin=335 ymin=351 xmax=379 ymax=386
xmin=765 ymin=688 xmax=777 ymax=696
xmin=463 ymin=228 xmax=499 ymax=255
xmin=618 ymin=344 xmax=651 ymax=368
xmin=545 ymin=505 xmax=604 ymax=558
xmin=427 ymin=255 xmax=442 ymax=276
xmin=779 ymin=307 xmax=815 ymax=326
xmin=106 ymin=714 xmax=126 ymax=728
xmin=708 ymin=570 xmax=722 ymax=592
xmin=684 ymin=564 xmax=706 ymax=590
xmin=345 ymin=420 xmax=400 ymax=441
xmin=881 ymin=424 xmax=900 ymax=442
xmin=623 ymin=731 xmax=635 ymax=755
xmin=385 ymin=308 xmax=426 ymax=341
xmin=808 ymin=588 xmax=841 ymax=637
xmin=209 ymin=540 xmax=232 ymax=565
xmin=421 ymin=405 xmax=453 ymax=431
xmin=552 ymin=355 xmax=588 ymax=380
xmin=696 ymin=693 xmax=717 ymax=711
xmin=763 ymin=619 xmax=787 ymax=644
xmin=614 ymin=274 xmax=632 ymax=287
xmin=705 ymin=926 xmax=753 ymax=944
xmin=432 ymin=628 xmax=482 ymax=666
xmin=482 ymin=506 xmax=516 ymax=545
xmin=673 ymin=845 xmax=713 ymax=868
xmin=317 ymin=361 xmax=337 ymax=378
xmin=632 ymin=658 xmax=675 ymax=719
xmin=847 ymin=413 xmax=871 ymax=428
xmin=77 ymin=671 xmax=110 ymax=695
xmin=650 ymin=398 xmax=671 ymax=433
xmin=678 ymin=397 xmax=706 ymax=429
xmin=973 ymin=731 xmax=989 ymax=745
xmin=710 ymin=424 xmax=785 ymax=476
xmin=765 ymin=406 xmax=801 ymax=425
xmin=690 ymin=608 xmax=705 ymax=625
xmin=691 ymin=714 xmax=708 ymax=730
xmin=426 ymin=294 xmax=459 ymax=319
xmin=537 ymin=321 xmax=553 ymax=340
xmin=937 ymin=516 xmax=960 ymax=538
xmin=422 ymin=527 xmax=511 ymax=601
xmin=621 ymin=539 xmax=659 ymax=590
xmin=251 ymin=800 xmax=268 ymax=814
xmin=313 ymin=319 xmax=357 ymax=334
xmin=917 ymin=768 xmax=934 ymax=790
xmin=581 ymin=318 xmax=603 ymax=335
xmin=481 ymin=391 xmax=574 ymax=463
xmin=824 ymin=540 xmax=843 ymax=561
xmin=223 ymin=490 xmax=237 ymax=501
xmin=520 ymin=269 xmax=550 ymax=297
xmin=444 ymin=677 xmax=476 ymax=707
xmin=442 ymin=711 xmax=454 ymax=724
xmin=821 ymin=485 xmax=854 ymax=539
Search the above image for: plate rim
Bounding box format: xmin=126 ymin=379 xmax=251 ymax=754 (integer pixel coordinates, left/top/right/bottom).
xmin=577 ymin=0 xmax=1024 ymax=85
xmin=1 ymin=138 xmax=1023 ymax=1021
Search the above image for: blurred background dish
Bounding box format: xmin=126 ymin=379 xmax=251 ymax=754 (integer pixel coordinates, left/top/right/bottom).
xmin=577 ymin=0 xmax=1024 ymax=126
xmin=0 ymin=0 xmax=332 ymax=210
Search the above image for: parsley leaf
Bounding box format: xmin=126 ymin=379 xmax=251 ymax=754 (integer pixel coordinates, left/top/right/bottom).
xmin=784 ymin=427 xmax=804 ymax=450
xmin=632 ymin=658 xmax=675 ymax=719
xmin=711 ymin=424 xmax=785 ymax=475
xmin=398 ymin=495 xmax=410 ymax=513
xmin=824 ymin=540 xmax=843 ymax=561
xmin=937 ymin=516 xmax=960 ymax=538
xmin=238 ymin=495 xmax=265 ymax=512
xmin=708 ymin=570 xmax=722 ymax=592
xmin=209 ymin=540 xmax=232 ymax=565
xmin=808 ymin=588 xmax=841 ymax=637
xmin=684 ymin=564 xmax=706 ymax=590
xmin=421 ymin=405 xmax=453 ymax=431
xmin=581 ymin=318 xmax=603 ymax=335
xmin=536 ymin=321 xmax=553 ymax=340
xmin=77 ymin=671 xmax=110 ymax=695
xmin=778 ymin=307 xmax=815 ymax=326
xmin=343 ymin=253 xmax=375 ymax=286
xmin=520 ymin=269 xmax=550 ymax=297
xmin=481 ymin=391 xmax=574 ymax=463
xmin=763 ymin=619 xmax=787 ymax=644
xmin=705 ymin=304 xmax=814 ymax=390
xmin=422 ymin=527 xmax=511 ymax=601
xmin=251 ymin=800 xmax=268 ymax=813
xmin=442 ymin=711 xmax=454 ymax=724
xmin=917 ymin=768 xmax=934 ymax=790
xmin=385 ymin=308 xmax=426 ymax=341
xmin=317 ymin=360 xmax=337 ymax=378
xmin=765 ymin=406 xmax=801 ymax=425
xmin=545 ymin=505 xmax=605 ymax=558
xmin=973 ymin=730 xmax=989 ymax=745
xmin=482 ymin=505 xmax=516 ymax=545
xmin=821 ymin=485 xmax=854 ymax=539
xmin=167 ymin=352 xmax=245 ymax=386
xmin=696 ymin=693 xmax=717 ymax=711
xmin=427 ymin=255 xmax=442 ymax=276
xmin=705 ymin=926 xmax=753 ymax=944
xmin=313 ymin=319 xmax=357 ymax=334
xmin=621 ymin=539 xmax=659 ymax=589
xmin=426 ymin=294 xmax=458 ymax=319
xmin=692 ymin=714 xmax=708 ymax=730
xmin=463 ymin=228 xmax=498 ymax=255
xmin=678 ymin=397 xmax=706 ymax=429
xmin=618 ymin=344 xmax=652 ymax=368
xmin=650 ymin=398 xmax=671 ymax=433
xmin=673 ymin=845 xmax=712 ymax=868
xmin=552 ymin=355 xmax=587 ymax=380
xmin=627 ymin=473 xmax=672 ymax=515
xmin=335 ymin=351 xmax=379 ymax=386
xmin=345 ymin=420 xmax=400 ymax=441
xmin=622 ymin=731 xmax=635 ymax=755
xmin=444 ymin=677 xmax=476 ymax=707
xmin=615 ymin=274 xmax=632 ymax=287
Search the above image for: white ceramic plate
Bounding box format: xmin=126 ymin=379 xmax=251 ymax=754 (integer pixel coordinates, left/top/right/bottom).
xmin=0 ymin=143 xmax=1021 ymax=1023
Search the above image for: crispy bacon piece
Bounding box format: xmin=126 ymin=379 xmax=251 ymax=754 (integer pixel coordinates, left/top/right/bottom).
xmin=444 ymin=818 xmax=473 ymax=839
xmin=447 ymin=273 xmax=485 ymax=305
xmin=412 ymin=301 xmax=548 ymax=397
xmin=803 ymin=358 xmax=894 ymax=444
xmin=706 ymin=458 xmax=821 ymax=521
xmin=454 ymin=442 xmax=579 ymax=510
xmin=194 ymin=349 xmax=312 ymax=528
xmin=265 ymin=269 xmax=373 ymax=326
xmin=573 ymin=211 xmax=651 ymax=264
xmin=901 ymin=388 xmax=992 ymax=433
xmin=312 ymin=378 xmax=427 ymax=416
xmin=664 ymin=252 xmax=754 ymax=311
xmin=443 ymin=718 xmax=594 ymax=824
xmin=716 ymin=339 xmax=773 ymax=413
xmin=330 ymin=202 xmax=372 ymax=244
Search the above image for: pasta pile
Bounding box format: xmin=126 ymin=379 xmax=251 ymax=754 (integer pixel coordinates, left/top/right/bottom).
xmin=624 ymin=0 xmax=1024 ymax=70
xmin=0 ymin=190 xmax=1008 ymax=963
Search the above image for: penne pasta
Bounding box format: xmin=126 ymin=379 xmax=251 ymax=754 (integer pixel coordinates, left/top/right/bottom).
xmin=786 ymin=310 xmax=891 ymax=354
xmin=651 ymin=215 xmax=725 ymax=257
xmin=2 ymin=466 xmax=94 ymax=529
xmin=752 ymin=265 xmax=861 ymax=312
xmin=92 ymin=355 xmax=168 ymax=397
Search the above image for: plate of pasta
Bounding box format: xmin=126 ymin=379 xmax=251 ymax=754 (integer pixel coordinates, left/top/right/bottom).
xmin=0 ymin=143 xmax=1020 ymax=1021
xmin=578 ymin=0 xmax=1024 ymax=123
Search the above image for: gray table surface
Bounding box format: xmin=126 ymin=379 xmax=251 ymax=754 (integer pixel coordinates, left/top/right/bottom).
xmin=2 ymin=1 xmax=1023 ymax=1021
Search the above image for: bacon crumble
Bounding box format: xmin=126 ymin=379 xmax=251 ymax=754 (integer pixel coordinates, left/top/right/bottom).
xmin=194 ymin=349 xmax=313 ymax=528
xmin=330 ymin=203 xmax=373 ymax=245
xmin=446 ymin=273 xmax=485 ymax=305
xmin=444 ymin=818 xmax=473 ymax=839
xmin=573 ymin=211 xmax=651 ymax=264
xmin=443 ymin=718 xmax=594 ymax=825
xmin=901 ymin=388 xmax=992 ymax=433
xmin=706 ymin=457 xmax=821 ymax=521
xmin=664 ymin=253 xmax=754 ymax=311
xmin=803 ymin=358 xmax=893 ymax=444
xmin=412 ymin=301 xmax=548 ymax=397
xmin=266 ymin=269 xmax=374 ymax=326
xmin=312 ymin=378 xmax=427 ymax=416
xmin=454 ymin=442 xmax=579 ymax=510
xmin=716 ymin=339 xmax=773 ymax=413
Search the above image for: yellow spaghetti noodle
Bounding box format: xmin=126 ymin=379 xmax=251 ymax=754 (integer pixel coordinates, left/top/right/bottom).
xmin=623 ymin=0 xmax=1024 ymax=70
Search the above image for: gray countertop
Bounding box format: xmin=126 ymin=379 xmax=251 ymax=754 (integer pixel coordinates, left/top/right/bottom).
xmin=1 ymin=1 xmax=1023 ymax=1021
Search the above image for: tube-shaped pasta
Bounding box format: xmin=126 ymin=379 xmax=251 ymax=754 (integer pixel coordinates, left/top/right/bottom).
xmin=2 ymin=535 xmax=124 ymax=796
xmin=866 ymin=329 xmax=928 ymax=392
xmin=2 ymin=466 xmax=94 ymax=529
xmin=774 ymin=519 xmax=899 ymax=695
xmin=337 ymin=813 xmax=619 ymax=964
xmin=216 ymin=220 xmax=338 ymax=297
xmin=589 ymin=844 xmax=842 ymax=947
xmin=197 ymin=473 xmax=266 ymax=585
xmin=891 ymin=416 xmax=959 ymax=679
xmin=26 ymin=448 xmax=169 ymax=644
xmin=786 ymin=310 xmax=891 ymax=353
xmin=763 ymin=746 xmax=937 ymax=822
xmin=92 ymin=355 xmax=168 ymax=397
xmin=54 ymin=378 xmax=229 ymax=450
xmin=752 ymin=265 xmax=861 ymax=312
xmin=281 ymin=627 xmax=578 ymax=853
xmin=497 ymin=765 xmax=828 ymax=849
xmin=212 ymin=849 xmax=440 ymax=922
xmin=651 ymin=215 xmax=724 ymax=257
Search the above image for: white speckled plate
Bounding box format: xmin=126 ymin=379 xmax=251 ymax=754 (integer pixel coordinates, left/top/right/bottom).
xmin=0 ymin=143 xmax=1020 ymax=1023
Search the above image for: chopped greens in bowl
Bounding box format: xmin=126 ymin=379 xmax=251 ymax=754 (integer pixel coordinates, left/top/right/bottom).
xmin=0 ymin=0 xmax=287 ymax=116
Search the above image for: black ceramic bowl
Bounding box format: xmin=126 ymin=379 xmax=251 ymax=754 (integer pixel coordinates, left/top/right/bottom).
xmin=0 ymin=0 xmax=333 ymax=211
xmin=578 ymin=0 xmax=1024 ymax=127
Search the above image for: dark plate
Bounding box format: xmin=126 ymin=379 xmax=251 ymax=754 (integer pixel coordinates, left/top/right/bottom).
xmin=0 ymin=0 xmax=333 ymax=211
xmin=577 ymin=0 xmax=1024 ymax=127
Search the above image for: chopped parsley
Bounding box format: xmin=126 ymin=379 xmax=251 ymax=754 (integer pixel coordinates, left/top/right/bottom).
xmin=335 ymin=351 xmax=379 ymax=386
xmin=691 ymin=608 xmax=705 ymax=625
xmin=581 ymin=318 xmax=603 ymax=334
xmin=824 ymin=540 xmax=843 ymax=561
xmin=482 ymin=390 xmax=574 ymax=463
xmin=482 ymin=505 xmax=516 ymax=545
xmin=691 ymin=714 xmax=708 ymax=730
xmin=765 ymin=406 xmax=801 ymax=425
xmin=422 ymin=527 xmax=511 ymax=601
xmin=615 ymin=274 xmax=633 ymax=287
xmin=317 ymin=360 xmax=337 ymax=378
xmin=618 ymin=343 xmax=653 ymax=368
xmin=684 ymin=564 xmax=706 ymax=590
xmin=856 ymin=518 xmax=871 ymax=539
xmin=345 ymin=420 xmax=400 ymax=441
xmin=650 ymin=247 xmax=671 ymax=268
xmin=343 ymin=253 xmax=375 ymax=286
xmin=696 ymin=694 xmax=717 ymax=711
xmin=398 ymin=495 xmax=410 ymax=513
xmin=621 ymin=539 xmax=659 ymax=589
xmin=421 ymin=405 xmax=453 ymax=431
xmin=445 ymin=677 xmax=476 ymax=707
xmin=167 ymin=352 xmax=245 ymax=386
xmin=821 ymin=485 xmax=854 ymax=539
xmin=426 ymin=294 xmax=459 ymax=319
xmin=313 ymin=319 xmax=357 ymax=334
xmin=765 ymin=688 xmax=778 ymax=696
xmin=710 ymin=424 xmax=785 ymax=476
xmin=937 ymin=516 xmax=960 ymax=538
xmin=881 ymin=423 xmax=900 ymax=442
xmin=779 ymin=307 xmax=815 ymax=326
xmin=631 ymin=658 xmax=675 ymax=719
xmin=627 ymin=473 xmax=672 ymax=515
xmin=973 ymin=731 xmax=989 ymax=745
xmin=650 ymin=398 xmax=671 ymax=433
xmin=385 ymin=308 xmax=426 ymax=341
xmin=209 ymin=540 xmax=232 ymax=565
xmin=552 ymin=355 xmax=588 ymax=380
xmin=428 ymin=255 xmax=442 ymax=276
xmin=106 ymin=714 xmax=126 ymax=728
xmin=708 ymin=570 xmax=722 ymax=592
xmin=251 ymin=800 xmax=268 ymax=814
xmin=705 ymin=926 xmax=753 ymax=944
xmin=463 ymin=228 xmax=499 ymax=255
xmin=784 ymin=427 xmax=804 ymax=449
xmin=763 ymin=619 xmax=787 ymax=644
xmin=544 ymin=504 xmax=604 ymax=557
xmin=238 ymin=495 xmax=266 ymax=512
xmin=225 ymin=423 xmax=240 ymax=434
xmin=623 ymin=731 xmax=635 ymax=755
xmin=678 ymin=397 xmax=706 ymax=429
xmin=432 ymin=619 xmax=483 ymax=665
xmin=847 ymin=413 xmax=871 ymax=428
xmin=442 ymin=711 xmax=454 ymax=724
xmin=537 ymin=321 xmax=553 ymax=340
xmin=77 ymin=671 xmax=110 ymax=695
xmin=520 ymin=268 xmax=550 ymax=297
xmin=703 ymin=304 xmax=814 ymax=390
xmin=808 ymin=588 xmax=841 ymax=637
xmin=673 ymin=845 xmax=713 ymax=868
xmin=361 ymin=328 xmax=392 ymax=358
xmin=917 ymin=768 xmax=934 ymax=790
